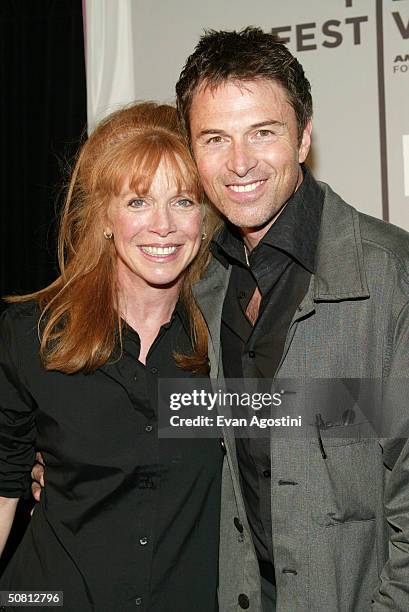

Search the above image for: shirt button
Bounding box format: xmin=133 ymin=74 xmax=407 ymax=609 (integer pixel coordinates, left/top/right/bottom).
xmin=145 ymin=424 xmax=153 ymax=432
xmin=234 ymin=517 xmax=244 ymax=533
xmin=238 ymin=593 xmax=250 ymax=609
xmin=263 ymin=469 xmax=271 ymax=478
xmin=139 ymin=537 xmax=148 ymax=545
xmin=220 ymin=437 xmax=226 ymax=453
xmin=150 ymin=367 xmax=158 ymax=374
xmin=248 ymin=350 xmax=255 ymax=358
xmin=135 ymin=597 xmax=143 ymax=606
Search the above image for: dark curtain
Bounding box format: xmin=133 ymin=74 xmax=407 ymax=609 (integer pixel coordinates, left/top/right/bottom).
xmin=0 ymin=0 xmax=87 ymax=573
xmin=0 ymin=0 xmax=87 ymax=301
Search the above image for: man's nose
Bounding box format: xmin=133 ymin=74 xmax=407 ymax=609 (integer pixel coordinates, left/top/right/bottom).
xmin=226 ymin=141 xmax=257 ymax=177
xmin=150 ymin=206 xmax=177 ymax=236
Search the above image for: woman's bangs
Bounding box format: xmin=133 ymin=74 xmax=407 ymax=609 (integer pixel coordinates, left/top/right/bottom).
xmin=95 ymin=133 xmax=201 ymax=200
xmin=127 ymin=139 xmax=164 ymax=196
xmin=128 ymin=142 xmax=201 ymax=200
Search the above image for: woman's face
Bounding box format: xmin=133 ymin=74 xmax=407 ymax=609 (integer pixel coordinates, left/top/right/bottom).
xmin=106 ymin=158 xmax=203 ymax=291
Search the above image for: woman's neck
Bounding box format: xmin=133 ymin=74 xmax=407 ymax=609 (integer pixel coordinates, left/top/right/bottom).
xmin=117 ymin=273 xmax=181 ymax=364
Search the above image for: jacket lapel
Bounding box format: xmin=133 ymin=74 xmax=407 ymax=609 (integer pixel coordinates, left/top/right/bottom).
xmin=192 ymin=257 xmax=231 ymax=378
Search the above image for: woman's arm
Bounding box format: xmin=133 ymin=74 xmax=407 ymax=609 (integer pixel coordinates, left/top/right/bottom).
xmin=0 ymin=496 xmax=19 ymax=556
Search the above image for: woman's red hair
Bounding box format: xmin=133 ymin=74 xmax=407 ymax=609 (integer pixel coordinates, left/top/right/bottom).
xmin=7 ymin=103 xmax=220 ymax=374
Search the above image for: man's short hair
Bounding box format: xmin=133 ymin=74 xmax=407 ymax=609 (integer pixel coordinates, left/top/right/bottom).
xmin=176 ymin=26 xmax=313 ymax=143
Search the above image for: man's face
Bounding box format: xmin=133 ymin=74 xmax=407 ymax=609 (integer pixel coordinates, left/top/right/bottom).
xmin=189 ymin=79 xmax=311 ymax=244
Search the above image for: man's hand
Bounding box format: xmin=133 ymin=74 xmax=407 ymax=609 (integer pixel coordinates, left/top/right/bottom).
xmin=31 ymin=452 xmax=45 ymax=503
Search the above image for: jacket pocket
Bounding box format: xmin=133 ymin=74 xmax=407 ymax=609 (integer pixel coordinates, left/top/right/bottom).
xmin=309 ymin=519 xmax=379 ymax=611
xmin=309 ymin=438 xmax=383 ymax=526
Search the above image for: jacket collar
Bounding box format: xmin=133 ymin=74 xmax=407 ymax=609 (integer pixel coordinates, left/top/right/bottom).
xmin=313 ymin=181 xmax=369 ymax=301
xmin=196 ymin=180 xmax=369 ymax=304
xmin=192 ymin=179 xmax=370 ymax=373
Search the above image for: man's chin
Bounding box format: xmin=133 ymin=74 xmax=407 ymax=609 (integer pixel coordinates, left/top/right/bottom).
xmin=222 ymin=206 xmax=284 ymax=232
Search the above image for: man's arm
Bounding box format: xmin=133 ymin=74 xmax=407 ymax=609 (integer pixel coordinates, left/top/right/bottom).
xmin=372 ymin=301 xmax=409 ymax=610
xmin=0 ymin=497 xmax=18 ymax=556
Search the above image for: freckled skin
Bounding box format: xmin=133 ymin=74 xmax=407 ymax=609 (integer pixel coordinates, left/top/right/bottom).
xmin=106 ymin=160 xmax=203 ymax=293
xmin=189 ymin=79 xmax=312 ymax=249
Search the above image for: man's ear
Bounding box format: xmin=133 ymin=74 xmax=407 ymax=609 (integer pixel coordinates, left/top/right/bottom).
xmin=298 ymin=120 xmax=312 ymax=164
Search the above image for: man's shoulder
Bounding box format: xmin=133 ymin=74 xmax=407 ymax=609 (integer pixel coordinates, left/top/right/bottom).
xmin=319 ymin=180 xmax=409 ymax=281
xmin=359 ymin=210 xmax=409 ymax=268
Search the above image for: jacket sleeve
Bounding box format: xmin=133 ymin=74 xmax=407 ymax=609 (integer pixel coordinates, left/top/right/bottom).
xmin=372 ymin=300 xmax=409 ymax=611
xmin=0 ymin=308 xmax=36 ymax=498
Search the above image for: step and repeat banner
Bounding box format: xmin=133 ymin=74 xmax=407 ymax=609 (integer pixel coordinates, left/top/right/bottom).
xmin=84 ymin=0 xmax=409 ymax=230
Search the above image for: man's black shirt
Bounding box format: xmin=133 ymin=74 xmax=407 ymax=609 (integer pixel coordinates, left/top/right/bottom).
xmin=211 ymin=168 xmax=323 ymax=567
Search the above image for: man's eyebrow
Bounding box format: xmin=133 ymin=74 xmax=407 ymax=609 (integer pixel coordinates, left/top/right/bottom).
xmin=251 ymin=120 xmax=285 ymax=129
xmin=196 ymin=128 xmax=228 ymax=138
xmin=196 ymin=120 xmax=285 ymax=138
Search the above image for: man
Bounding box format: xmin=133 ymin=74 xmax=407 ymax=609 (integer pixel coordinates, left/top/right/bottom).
xmin=174 ymin=27 xmax=409 ymax=611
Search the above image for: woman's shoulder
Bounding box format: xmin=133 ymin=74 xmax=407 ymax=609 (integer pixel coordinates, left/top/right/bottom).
xmin=0 ymin=300 xmax=41 ymax=338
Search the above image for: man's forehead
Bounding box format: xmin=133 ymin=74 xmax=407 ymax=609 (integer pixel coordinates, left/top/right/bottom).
xmin=189 ymin=77 xmax=292 ymax=128
xmin=193 ymin=76 xmax=286 ymax=101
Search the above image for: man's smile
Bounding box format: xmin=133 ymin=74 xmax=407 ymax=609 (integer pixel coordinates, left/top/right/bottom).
xmin=227 ymin=180 xmax=267 ymax=193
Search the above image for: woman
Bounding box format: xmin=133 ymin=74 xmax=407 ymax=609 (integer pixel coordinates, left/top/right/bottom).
xmin=0 ymin=102 xmax=222 ymax=611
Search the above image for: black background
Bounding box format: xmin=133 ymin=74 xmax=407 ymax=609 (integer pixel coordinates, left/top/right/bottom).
xmin=0 ymin=0 xmax=87 ymax=573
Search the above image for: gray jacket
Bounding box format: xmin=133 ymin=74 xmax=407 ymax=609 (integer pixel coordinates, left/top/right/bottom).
xmin=193 ymin=182 xmax=409 ymax=612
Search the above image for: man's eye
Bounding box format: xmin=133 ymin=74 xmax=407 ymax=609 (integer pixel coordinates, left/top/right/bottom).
xmin=256 ymin=129 xmax=274 ymax=138
xmin=128 ymin=198 xmax=146 ymax=208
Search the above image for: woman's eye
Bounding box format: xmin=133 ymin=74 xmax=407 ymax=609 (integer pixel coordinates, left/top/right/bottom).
xmin=128 ymin=198 xmax=146 ymax=208
xmin=175 ymin=198 xmax=195 ymax=208
xmin=206 ymin=135 xmax=224 ymax=145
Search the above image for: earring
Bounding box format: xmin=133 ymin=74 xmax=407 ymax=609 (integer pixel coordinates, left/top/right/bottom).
xmin=201 ymin=231 xmax=207 ymax=241
xmin=103 ymin=230 xmax=113 ymax=240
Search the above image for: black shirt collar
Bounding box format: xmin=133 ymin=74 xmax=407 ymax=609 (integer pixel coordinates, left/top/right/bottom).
xmin=211 ymin=166 xmax=323 ymax=273
xmin=122 ymin=300 xmax=190 ymax=349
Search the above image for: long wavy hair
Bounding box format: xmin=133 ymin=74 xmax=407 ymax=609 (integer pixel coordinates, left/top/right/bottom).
xmin=7 ymin=103 xmax=220 ymax=374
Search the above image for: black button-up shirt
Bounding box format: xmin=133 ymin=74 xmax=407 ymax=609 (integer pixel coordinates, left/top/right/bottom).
xmin=211 ymin=167 xmax=323 ymax=566
xmin=0 ymin=301 xmax=222 ymax=611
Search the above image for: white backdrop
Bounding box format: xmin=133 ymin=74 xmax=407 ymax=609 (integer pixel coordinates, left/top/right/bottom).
xmin=84 ymin=0 xmax=409 ymax=230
